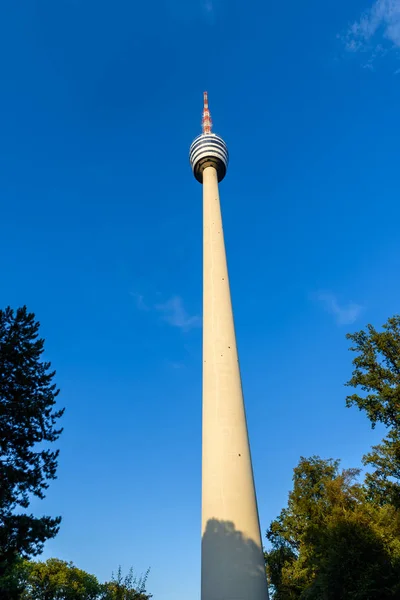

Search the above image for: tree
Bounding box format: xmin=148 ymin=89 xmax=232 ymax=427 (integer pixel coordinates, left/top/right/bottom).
xmin=266 ymin=315 xmax=400 ymax=598
xmin=266 ymin=456 xmax=400 ymax=599
xmin=22 ymin=558 xmax=101 ymax=600
xmin=346 ymin=315 xmax=400 ymax=506
xmin=0 ymin=556 xmax=30 ymax=600
xmin=0 ymin=559 xmax=152 ymax=600
xmin=0 ymin=307 xmax=64 ymax=585
xmin=101 ymin=566 xmax=151 ymax=600
xmin=266 ymin=456 xmax=344 ymax=599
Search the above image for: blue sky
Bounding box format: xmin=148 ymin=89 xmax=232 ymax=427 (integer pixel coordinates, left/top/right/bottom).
xmin=1 ymin=0 xmax=400 ymax=598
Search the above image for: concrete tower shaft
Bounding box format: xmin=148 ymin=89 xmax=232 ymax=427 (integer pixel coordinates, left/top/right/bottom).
xmin=190 ymin=93 xmax=269 ymax=600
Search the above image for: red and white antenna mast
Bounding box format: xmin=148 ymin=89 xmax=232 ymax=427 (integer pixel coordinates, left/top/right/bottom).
xmin=202 ymin=91 xmax=212 ymax=134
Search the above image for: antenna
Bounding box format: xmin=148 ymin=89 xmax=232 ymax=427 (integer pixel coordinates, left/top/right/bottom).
xmin=202 ymin=91 xmax=212 ymax=134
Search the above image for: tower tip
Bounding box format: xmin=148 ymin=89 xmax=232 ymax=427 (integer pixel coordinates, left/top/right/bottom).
xmin=202 ymin=91 xmax=212 ymax=134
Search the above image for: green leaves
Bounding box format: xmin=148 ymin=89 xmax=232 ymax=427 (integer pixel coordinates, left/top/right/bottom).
xmin=1 ymin=559 xmax=152 ymax=600
xmin=23 ymin=558 xmax=101 ymax=600
xmin=346 ymin=314 xmax=400 ymax=506
xmin=345 ymin=316 xmax=400 ymax=429
xmin=101 ymin=566 xmax=151 ymax=600
xmin=266 ymin=314 xmax=400 ymax=599
xmin=266 ymin=457 xmax=400 ymax=599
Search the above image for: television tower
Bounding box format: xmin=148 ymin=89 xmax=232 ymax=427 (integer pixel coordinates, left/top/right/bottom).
xmin=189 ymin=93 xmax=269 ymax=600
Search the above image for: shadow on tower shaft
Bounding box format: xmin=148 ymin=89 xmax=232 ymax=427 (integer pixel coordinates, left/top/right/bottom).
xmin=202 ymin=519 xmax=268 ymax=600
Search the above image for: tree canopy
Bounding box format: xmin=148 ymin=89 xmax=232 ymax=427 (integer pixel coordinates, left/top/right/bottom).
xmin=266 ymin=314 xmax=400 ymax=599
xmin=266 ymin=457 xmax=400 ymax=599
xmin=22 ymin=558 xmax=100 ymax=600
xmin=8 ymin=559 xmax=152 ymax=600
xmin=0 ymin=306 xmax=153 ymax=600
xmin=346 ymin=315 xmax=400 ymax=507
xmin=0 ymin=307 xmax=64 ymax=583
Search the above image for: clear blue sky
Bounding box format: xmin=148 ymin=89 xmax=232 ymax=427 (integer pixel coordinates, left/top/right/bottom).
xmin=1 ymin=0 xmax=400 ymax=598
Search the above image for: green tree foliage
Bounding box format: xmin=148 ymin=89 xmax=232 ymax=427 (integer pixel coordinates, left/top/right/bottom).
xmin=0 ymin=556 xmax=30 ymax=600
xmin=0 ymin=307 xmax=64 ymax=585
xmin=346 ymin=315 xmax=400 ymax=506
xmin=266 ymin=456 xmax=400 ymax=599
xmin=5 ymin=559 xmax=152 ymax=600
xmin=101 ymin=566 xmax=151 ymax=600
xmin=22 ymin=558 xmax=101 ymax=600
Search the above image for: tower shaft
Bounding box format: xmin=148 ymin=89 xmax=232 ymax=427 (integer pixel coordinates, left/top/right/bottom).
xmin=201 ymin=165 xmax=268 ymax=600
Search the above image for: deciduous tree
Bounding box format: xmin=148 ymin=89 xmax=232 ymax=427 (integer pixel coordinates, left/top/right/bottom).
xmin=101 ymin=566 xmax=151 ymax=600
xmin=266 ymin=456 xmax=400 ymax=599
xmin=22 ymin=558 xmax=100 ymax=600
xmin=346 ymin=315 xmax=400 ymax=506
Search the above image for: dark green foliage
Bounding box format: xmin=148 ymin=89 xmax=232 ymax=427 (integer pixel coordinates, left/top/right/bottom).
xmin=0 ymin=307 xmax=64 ymax=584
xmin=266 ymin=315 xmax=400 ymax=598
xmin=266 ymin=457 xmax=400 ymax=599
xmin=264 ymin=546 xmax=298 ymax=600
xmin=303 ymin=513 xmax=400 ymax=600
xmin=346 ymin=315 xmax=400 ymax=429
xmin=0 ymin=556 xmax=29 ymax=600
xmin=266 ymin=457 xmax=344 ymax=599
xmin=362 ymin=430 xmax=400 ymax=507
xmin=346 ymin=315 xmax=400 ymax=506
